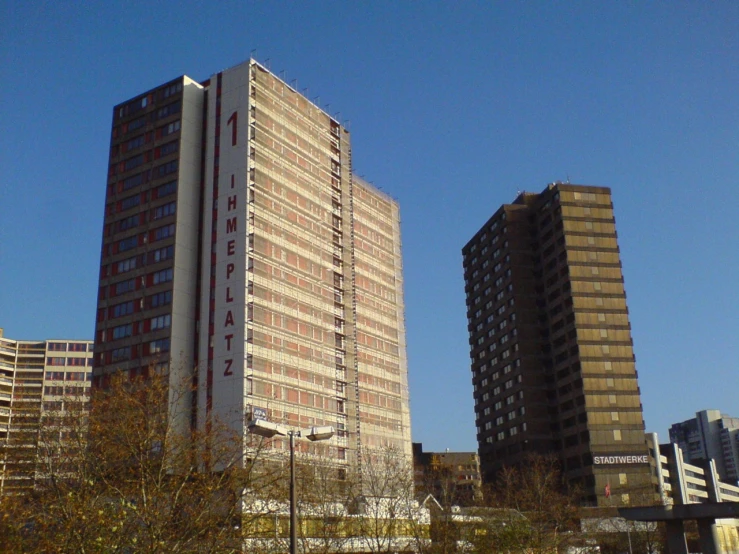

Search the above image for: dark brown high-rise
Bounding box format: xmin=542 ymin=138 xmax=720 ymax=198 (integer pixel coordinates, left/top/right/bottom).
xmin=463 ymin=183 xmax=652 ymax=506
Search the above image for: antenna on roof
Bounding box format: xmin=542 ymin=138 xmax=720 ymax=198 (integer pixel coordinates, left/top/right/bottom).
xmin=566 ymin=174 xmax=571 ymax=184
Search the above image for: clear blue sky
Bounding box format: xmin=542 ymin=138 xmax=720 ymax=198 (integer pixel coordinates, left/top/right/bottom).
xmin=1 ymin=1 xmax=737 ymax=451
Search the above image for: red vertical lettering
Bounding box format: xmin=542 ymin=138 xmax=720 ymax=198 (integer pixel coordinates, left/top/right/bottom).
xmin=225 ymin=334 xmax=233 ymax=350
xmin=226 ymin=263 xmax=235 ymax=279
xmin=224 ymin=359 xmax=233 ymax=376
xmin=226 ymin=287 xmax=233 ymax=302
xmin=228 ymin=195 xmax=237 ymax=210
xmin=226 ymin=217 xmax=237 ymax=233
xmin=224 ymin=311 xmax=234 ymax=327
xmin=227 ymin=111 xmax=238 ymax=146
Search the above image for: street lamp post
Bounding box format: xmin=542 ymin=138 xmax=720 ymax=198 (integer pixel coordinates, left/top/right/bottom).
xmin=247 ymin=419 xmax=335 ymax=554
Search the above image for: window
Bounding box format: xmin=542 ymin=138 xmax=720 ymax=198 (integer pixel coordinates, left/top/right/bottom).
xmin=118 ymin=236 xmax=138 ymax=252
xmin=68 ymin=343 xmax=87 ymax=352
xmin=495 ymin=416 xmax=504 ymax=425
xmin=151 ymin=245 xmax=174 ymax=264
xmin=114 ymin=279 xmax=135 ymax=295
xmin=112 ymin=324 xmax=132 ymax=339
xmin=153 ymin=223 xmax=175 ymax=241
xmin=160 ymin=120 xmax=181 ymax=137
xmin=613 ymin=430 xmax=622 ymax=441
xmin=152 ymin=201 xmax=176 ymax=220
xmin=112 ymin=301 xmax=134 ymax=318
xmin=46 ymin=357 xmax=66 ymax=366
xmin=158 ymin=140 xmax=179 ymax=157
xmin=509 ymin=426 xmax=518 ymax=436
xmin=65 ymin=371 xmax=87 ymax=381
xmin=497 ymin=431 xmax=505 ymax=441
xmin=506 ymin=395 xmax=515 ymax=405
xmin=117 ymin=256 xmax=138 ymax=274
xmin=124 ymin=135 xmax=145 ymax=152
xmin=121 ymin=171 xmax=148 ymax=190
xmin=123 ymin=154 xmax=145 ymax=171
xmin=118 ymin=214 xmax=139 ymax=232
xmin=150 ymin=314 xmax=171 ymax=330
xmin=156 ymin=101 xmax=181 ymax=119
xmin=48 ymin=342 xmax=66 ymax=352
xmin=152 ymin=268 xmax=173 ymax=285
xmin=120 ymin=194 xmax=141 ymax=211
xmin=111 ymin=346 xmax=131 ymax=362
xmin=155 ymin=160 xmax=178 ymax=178
xmin=494 ymin=401 xmax=502 ymax=410
xmin=149 ymin=338 xmax=170 ymax=353
xmin=161 ymin=82 xmax=182 ymax=99
xmin=505 ymin=379 xmax=513 ymax=390
xmin=507 ymin=411 xmax=516 ymax=421
xmin=150 ymin=290 xmax=172 ymax=307
xmin=125 ymin=116 xmax=146 ymax=133
xmin=156 ymin=180 xmax=177 ymax=198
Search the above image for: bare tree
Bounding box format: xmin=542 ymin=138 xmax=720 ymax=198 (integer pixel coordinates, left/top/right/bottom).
xmin=294 ymin=456 xmax=356 ymax=554
xmin=352 ymin=445 xmax=426 ymax=554
xmin=583 ymin=487 xmax=665 ymax=554
xmin=0 ymin=372 xmax=284 ymax=553
xmin=470 ymin=454 xmax=581 ymax=554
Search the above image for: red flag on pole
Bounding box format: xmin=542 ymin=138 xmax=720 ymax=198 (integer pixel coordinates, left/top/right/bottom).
xmin=605 ymin=483 xmax=611 ymax=498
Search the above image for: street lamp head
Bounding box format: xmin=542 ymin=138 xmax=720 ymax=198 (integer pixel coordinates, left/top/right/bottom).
xmin=247 ymin=419 xmax=288 ymax=438
xmin=304 ymin=426 xmax=335 ymax=442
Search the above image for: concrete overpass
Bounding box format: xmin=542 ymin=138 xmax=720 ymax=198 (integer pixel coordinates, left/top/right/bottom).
xmin=619 ymin=502 xmax=739 ymax=554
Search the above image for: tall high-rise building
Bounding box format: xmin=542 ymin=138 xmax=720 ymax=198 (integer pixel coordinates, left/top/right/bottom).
xmin=669 ymin=410 xmax=739 ymax=485
xmin=0 ymin=328 xmax=93 ymax=494
xmin=462 ymin=183 xmax=651 ymax=506
xmin=93 ymin=59 xmax=411 ymax=473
